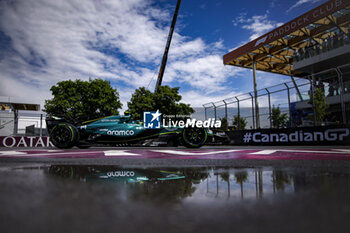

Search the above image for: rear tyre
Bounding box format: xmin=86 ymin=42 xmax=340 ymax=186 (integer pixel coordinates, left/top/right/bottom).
xmin=182 ymin=127 xmax=207 ymax=148
xmin=49 ymin=123 xmax=79 ymax=149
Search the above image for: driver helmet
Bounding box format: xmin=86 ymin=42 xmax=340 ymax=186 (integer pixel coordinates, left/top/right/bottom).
xmin=124 ymin=110 xmax=130 ymax=116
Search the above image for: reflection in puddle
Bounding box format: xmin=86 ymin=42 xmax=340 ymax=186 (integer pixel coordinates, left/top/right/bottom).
xmin=47 ymin=165 xmax=347 ymax=202
xmin=48 ymin=165 xmax=186 ymax=183
xmin=198 ymin=169 xmax=294 ymax=201
xmin=2 ymin=164 xmax=350 ymax=233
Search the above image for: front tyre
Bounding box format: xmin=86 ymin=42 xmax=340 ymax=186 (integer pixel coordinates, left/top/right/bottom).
xmin=49 ymin=123 xmax=79 ymax=149
xmin=182 ymin=127 xmax=207 ymax=148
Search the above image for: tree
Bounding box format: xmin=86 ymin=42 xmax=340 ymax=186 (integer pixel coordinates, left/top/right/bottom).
xmin=232 ymin=115 xmax=247 ymax=129
xmin=234 ymin=171 xmax=248 ymax=199
xmin=126 ymin=87 xmax=154 ymax=120
xmin=44 ymin=78 xmax=122 ymax=121
xmin=309 ymin=87 xmax=329 ymax=125
xmin=127 ymin=85 xmax=194 ymax=120
xmin=220 ymin=172 xmax=230 ymax=197
xmin=220 ymin=117 xmax=228 ymax=131
xmin=270 ymin=105 xmax=288 ymax=128
xmin=273 ymin=171 xmax=291 ymax=191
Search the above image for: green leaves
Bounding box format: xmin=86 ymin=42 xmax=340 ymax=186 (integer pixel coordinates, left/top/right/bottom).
xmin=220 ymin=117 xmax=228 ymax=131
xmin=44 ymin=78 xmax=122 ymax=121
xmin=232 ymin=115 xmax=247 ymax=130
xmin=127 ymin=85 xmax=194 ymax=120
xmin=45 ymin=81 xmax=192 ymax=122
xmin=270 ymin=105 xmax=288 ymax=128
xmin=311 ymin=87 xmax=329 ymax=125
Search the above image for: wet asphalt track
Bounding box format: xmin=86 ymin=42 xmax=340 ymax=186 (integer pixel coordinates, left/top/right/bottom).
xmin=1 ymin=146 xmax=350 ymax=233
xmin=1 ymin=145 xmax=350 ymax=168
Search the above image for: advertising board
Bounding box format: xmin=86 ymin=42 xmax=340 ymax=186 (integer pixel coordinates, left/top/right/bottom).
xmin=226 ymin=125 xmax=350 ymax=145
xmin=0 ymin=136 xmax=53 ymax=148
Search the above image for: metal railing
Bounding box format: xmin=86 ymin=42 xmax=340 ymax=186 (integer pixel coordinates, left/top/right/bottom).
xmin=203 ymin=64 xmax=350 ymax=129
xmin=293 ymin=33 xmax=350 ymax=62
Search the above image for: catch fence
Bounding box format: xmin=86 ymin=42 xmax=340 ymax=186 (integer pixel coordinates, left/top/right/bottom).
xmin=203 ymin=64 xmax=350 ymax=129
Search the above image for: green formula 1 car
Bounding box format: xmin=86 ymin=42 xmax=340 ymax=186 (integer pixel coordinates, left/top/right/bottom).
xmin=48 ymin=165 xmax=186 ymax=183
xmin=46 ymin=114 xmax=210 ymax=149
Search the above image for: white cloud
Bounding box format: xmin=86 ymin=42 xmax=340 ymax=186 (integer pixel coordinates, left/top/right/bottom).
xmin=232 ymin=12 xmax=248 ymax=27
xmin=232 ymin=12 xmax=283 ymax=41
xmin=166 ymin=55 xmax=241 ymax=93
xmin=4 ymin=0 xmax=296 ymax=116
xmin=0 ymin=74 xmax=51 ymax=105
xmin=180 ymin=90 xmax=242 ymax=108
xmin=255 ymin=71 xmax=291 ymax=88
xmin=287 ymin=0 xmax=323 ymax=12
xmin=0 ymin=0 xmax=162 ymax=102
xmin=200 ymin=3 xmax=207 ymax=9
xmin=0 ymin=0 xmax=251 ymax=111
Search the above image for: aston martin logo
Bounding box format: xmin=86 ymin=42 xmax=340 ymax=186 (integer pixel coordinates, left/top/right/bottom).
xmin=254 ymin=36 xmax=267 ymax=47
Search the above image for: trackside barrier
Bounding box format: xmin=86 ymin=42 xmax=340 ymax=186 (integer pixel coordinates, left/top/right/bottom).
xmin=225 ymin=125 xmax=350 ymax=146
xmin=203 ymin=64 xmax=350 ymax=129
xmin=0 ymin=136 xmax=53 ymax=148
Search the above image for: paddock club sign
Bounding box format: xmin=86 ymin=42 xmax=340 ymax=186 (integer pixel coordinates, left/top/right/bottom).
xmin=223 ymin=0 xmax=350 ymax=63
xmin=226 ymin=125 xmax=350 ymax=146
xmin=0 ymin=136 xmax=54 ymax=148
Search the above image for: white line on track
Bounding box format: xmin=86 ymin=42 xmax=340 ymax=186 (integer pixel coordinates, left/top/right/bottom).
xmin=333 ymin=149 xmax=350 ymax=153
xmin=104 ymin=150 xmax=140 ymax=156
xmin=0 ymin=150 xmax=140 ymax=157
xmin=250 ymin=150 xmax=278 ymax=155
xmin=0 ymin=149 xmax=350 ymax=158
xmin=0 ymin=150 xmax=100 ymax=157
xmin=250 ymin=149 xmax=350 ymax=155
xmin=0 ymin=151 xmax=28 ymax=156
xmin=150 ymin=149 xmax=243 ymax=155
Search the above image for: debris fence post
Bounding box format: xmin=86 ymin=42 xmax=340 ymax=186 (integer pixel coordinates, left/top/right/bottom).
xmin=265 ymin=88 xmax=272 ymax=128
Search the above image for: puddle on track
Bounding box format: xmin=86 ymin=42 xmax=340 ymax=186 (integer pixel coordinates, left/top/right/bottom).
xmin=1 ymin=165 xmax=350 ymax=233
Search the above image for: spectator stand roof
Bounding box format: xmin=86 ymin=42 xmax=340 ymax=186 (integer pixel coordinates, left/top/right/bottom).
xmin=223 ymin=0 xmax=350 ymax=77
xmin=0 ymin=97 xmax=40 ymax=111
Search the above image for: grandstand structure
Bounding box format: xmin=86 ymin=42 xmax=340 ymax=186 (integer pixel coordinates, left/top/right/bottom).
xmin=0 ymin=96 xmax=43 ymax=136
xmin=220 ymin=0 xmax=350 ymax=128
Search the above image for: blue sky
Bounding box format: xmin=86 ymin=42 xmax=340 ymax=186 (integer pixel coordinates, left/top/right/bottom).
xmin=0 ymin=0 xmax=326 ymax=111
